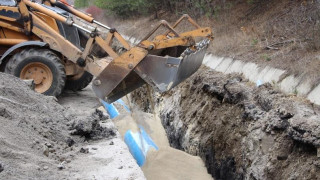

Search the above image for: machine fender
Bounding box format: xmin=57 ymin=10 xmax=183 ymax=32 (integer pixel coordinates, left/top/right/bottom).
xmin=0 ymin=41 xmax=47 ymax=65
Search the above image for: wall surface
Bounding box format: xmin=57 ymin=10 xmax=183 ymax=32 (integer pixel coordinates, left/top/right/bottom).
xmin=202 ymin=54 xmax=320 ymax=105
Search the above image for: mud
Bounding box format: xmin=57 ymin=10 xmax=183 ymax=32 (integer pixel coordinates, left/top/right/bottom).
xmin=132 ymin=66 xmax=320 ymax=180
xmin=0 ymin=73 xmax=117 ymax=180
xmin=113 ymin=110 xmax=212 ymax=180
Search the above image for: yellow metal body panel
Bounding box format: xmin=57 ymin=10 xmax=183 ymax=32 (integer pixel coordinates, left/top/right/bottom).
xmin=33 ymin=12 xmax=59 ymax=33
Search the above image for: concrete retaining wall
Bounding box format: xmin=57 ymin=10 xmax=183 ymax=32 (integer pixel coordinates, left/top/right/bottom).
xmin=203 ymin=54 xmax=320 ymax=105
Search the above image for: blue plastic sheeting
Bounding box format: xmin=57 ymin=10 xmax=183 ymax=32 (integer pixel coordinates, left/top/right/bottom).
xmin=256 ymin=80 xmax=263 ymax=87
xmin=101 ymin=98 xmax=158 ymax=166
xmin=124 ymin=131 xmax=146 ymax=167
xmin=101 ymin=99 xmax=131 ymax=119
xmin=124 ymin=126 xmax=158 ymax=167
xmin=116 ymin=99 xmax=131 ymax=112
xmin=139 ymin=126 xmax=158 ymax=151
xmin=101 ymin=100 xmax=119 ymax=119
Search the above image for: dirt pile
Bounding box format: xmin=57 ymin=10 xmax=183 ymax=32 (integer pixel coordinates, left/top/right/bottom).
xmin=0 ymin=73 xmax=115 ymax=180
xmin=70 ymin=109 xmax=116 ymax=140
xmin=132 ymin=66 xmax=320 ymax=180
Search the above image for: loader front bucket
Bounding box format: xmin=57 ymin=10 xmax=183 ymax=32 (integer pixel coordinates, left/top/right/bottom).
xmin=102 ymin=39 xmax=210 ymax=103
xmin=135 ymin=40 xmax=209 ymax=92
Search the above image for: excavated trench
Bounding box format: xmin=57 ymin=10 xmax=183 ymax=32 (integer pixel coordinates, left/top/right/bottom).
xmin=131 ymin=66 xmax=320 ymax=180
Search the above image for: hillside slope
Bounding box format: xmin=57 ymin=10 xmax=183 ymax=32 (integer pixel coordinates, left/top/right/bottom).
xmin=101 ymin=0 xmax=320 ymax=87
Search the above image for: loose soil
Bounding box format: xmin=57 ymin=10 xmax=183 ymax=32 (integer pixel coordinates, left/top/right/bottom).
xmin=0 ymin=73 xmax=121 ymax=180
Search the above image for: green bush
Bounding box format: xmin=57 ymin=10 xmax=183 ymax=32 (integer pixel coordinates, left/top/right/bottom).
xmin=93 ymin=0 xmax=244 ymax=19
xmin=261 ymin=54 xmax=271 ymax=61
xmin=251 ymin=38 xmax=258 ymax=46
xmin=95 ymin=0 xmax=151 ymax=17
xmin=74 ymin=0 xmax=88 ymax=8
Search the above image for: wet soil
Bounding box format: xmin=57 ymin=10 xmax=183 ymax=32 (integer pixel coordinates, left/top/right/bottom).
xmin=112 ymin=110 xmax=213 ymax=180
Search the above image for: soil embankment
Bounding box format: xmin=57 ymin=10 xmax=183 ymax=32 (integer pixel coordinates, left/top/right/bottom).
xmin=0 ymin=73 xmax=144 ymax=180
xmin=132 ymin=66 xmax=320 ymax=180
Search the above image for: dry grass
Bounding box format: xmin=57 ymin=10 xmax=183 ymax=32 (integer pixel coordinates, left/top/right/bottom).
xmin=208 ymin=0 xmax=320 ymax=86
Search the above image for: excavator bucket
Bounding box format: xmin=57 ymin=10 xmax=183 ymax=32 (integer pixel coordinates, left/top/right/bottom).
xmin=101 ymin=39 xmax=210 ymax=103
xmin=88 ymin=14 xmax=213 ymax=103
xmin=136 ymin=39 xmax=209 ymax=92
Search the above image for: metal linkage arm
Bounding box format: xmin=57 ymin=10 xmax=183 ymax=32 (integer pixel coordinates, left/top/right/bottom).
xmin=48 ymin=0 xmax=94 ymax=22
xmin=138 ymin=15 xmax=213 ymax=50
xmin=140 ymin=20 xmax=180 ymax=42
xmin=172 ymin=14 xmax=201 ymax=29
xmin=46 ymin=0 xmax=112 ymax=30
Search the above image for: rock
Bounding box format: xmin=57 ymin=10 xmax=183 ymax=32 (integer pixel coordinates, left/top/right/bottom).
xmin=49 ymin=148 xmax=56 ymax=153
xmin=277 ymin=155 xmax=288 ymax=160
xmin=69 ymin=111 xmax=116 ymax=140
xmin=0 ymin=162 xmax=4 ymax=173
xmin=43 ymin=166 xmax=49 ymax=170
xmin=79 ymin=147 xmax=89 ymax=154
xmin=45 ymin=143 xmax=53 ymax=148
xmin=279 ymin=112 xmax=294 ymax=120
xmin=58 ymin=161 xmax=66 ymax=170
xmin=66 ymin=138 xmax=75 ymax=147
xmin=248 ymin=104 xmax=256 ymax=109
xmin=313 ymin=159 xmax=320 ymax=168
xmin=92 ymin=147 xmax=98 ymax=150
xmin=109 ymin=141 xmax=114 ymax=145
xmin=118 ymin=166 xmax=123 ymax=169
xmin=57 ymin=164 xmax=64 ymax=170
xmin=23 ymin=79 xmax=35 ymax=90
xmin=50 ymin=96 xmax=58 ymax=102
xmin=43 ymin=145 xmax=49 ymax=157
xmin=59 ymin=156 xmax=67 ymax=162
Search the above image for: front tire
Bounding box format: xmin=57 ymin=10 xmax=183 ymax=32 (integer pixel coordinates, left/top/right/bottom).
xmin=5 ymin=48 xmax=66 ymax=97
xmin=65 ymin=71 xmax=93 ymax=91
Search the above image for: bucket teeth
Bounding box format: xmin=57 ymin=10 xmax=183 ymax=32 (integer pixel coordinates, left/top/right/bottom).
xmin=182 ymin=39 xmax=210 ymax=57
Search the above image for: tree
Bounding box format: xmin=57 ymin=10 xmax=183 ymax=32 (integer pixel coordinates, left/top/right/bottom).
xmin=95 ymin=0 xmax=150 ymax=18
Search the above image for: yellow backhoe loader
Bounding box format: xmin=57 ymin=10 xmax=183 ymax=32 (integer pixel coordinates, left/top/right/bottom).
xmin=0 ymin=0 xmax=213 ymax=103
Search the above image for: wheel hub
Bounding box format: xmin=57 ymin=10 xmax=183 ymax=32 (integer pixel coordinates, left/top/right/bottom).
xmin=20 ymin=62 xmax=53 ymax=93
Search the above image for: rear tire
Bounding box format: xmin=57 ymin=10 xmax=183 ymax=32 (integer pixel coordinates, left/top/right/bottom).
xmin=5 ymin=48 xmax=66 ymax=97
xmin=65 ymin=71 xmax=93 ymax=91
